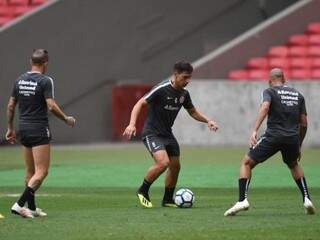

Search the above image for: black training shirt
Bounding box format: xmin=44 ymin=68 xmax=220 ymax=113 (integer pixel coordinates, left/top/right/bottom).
xmin=142 ymin=80 xmax=194 ymax=137
xmin=11 ymin=72 xmax=54 ymax=128
xmin=262 ymin=85 xmax=306 ymax=138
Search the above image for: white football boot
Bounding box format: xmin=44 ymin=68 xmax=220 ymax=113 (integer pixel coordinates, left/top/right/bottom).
xmin=30 ymin=208 xmax=47 ymax=217
xmin=303 ymin=197 xmax=316 ymax=215
xmin=224 ymin=199 xmax=250 ymax=216
xmin=11 ymin=203 xmax=34 ymax=218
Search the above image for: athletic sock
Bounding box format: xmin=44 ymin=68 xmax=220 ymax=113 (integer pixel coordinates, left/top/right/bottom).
xmin=295 ymin=177 xmax=311 ymax=202
xmin=17 ymin=187 xmax=34 ymax=208
xmin=239 ymin=178 xmax=250 ymax=202
xmin=138 ymin=179 xmax=152 ymax=199
xmin=162 ymin=187 xmax=175 ymax=203
xmin=27 ymin=188 xmax=36 ymax=211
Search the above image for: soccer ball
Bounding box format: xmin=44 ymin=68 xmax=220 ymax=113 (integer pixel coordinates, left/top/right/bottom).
xmin=174 ymin=188 xmax=194 ymax=208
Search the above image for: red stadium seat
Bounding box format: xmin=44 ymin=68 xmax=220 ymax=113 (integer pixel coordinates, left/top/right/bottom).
xmin=307 ymin=22 xmax=320 ymax=34
xmin=7 ymin=0 xmax=29 ymax=6
xmin=268 ymin=46 xmax=288 ymax=58
xmin=288 ymin=34 xmax=308 ymax=46
xmin=269 ymin=58 xmax=290 ymax=69
xmin=290 ymin=58 xmax=311 ymax=69
xmin=308 ymin=46 xmax=320 ymax=57
xmin=283 ymin=70 xmax=291 ymax=80
xmin=310 ymin=58 xmax=320 ymax=68
xmin=0 ymin=16 xmax=12 ymax=26
xmin=228 ymin=70 xmax=248 ymax=80
xmin=290 ymin=69 xmax=311 ymax=79
xmin=31 ymin=0 xmax=46 ymax=6
xmin=248 ymin=70 xmax=268 ymax=80
xmin=0 ymin=6 xmax=14 ymax=17
xmin=308 ymin=35 xmax=320 ymax=45
xmin=12 ymin=5 xmax=32 ymax=17
xmin=311 ymin=69 xmax=320 ymax=79
xmin=288 ymin=46 xmax=308 ymax=57
xmin=247 ymin=57 xmax=268 ymax=69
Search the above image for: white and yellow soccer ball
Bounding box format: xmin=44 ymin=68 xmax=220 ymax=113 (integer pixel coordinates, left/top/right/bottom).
xmin=174 ymin=188 xmax=194 ymax=208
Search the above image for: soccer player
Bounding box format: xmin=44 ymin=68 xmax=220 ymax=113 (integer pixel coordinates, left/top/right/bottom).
xmin=123 ymin=61 xmax=218 ymax=208
xmin=224 ymin=68 xmax=316 ymax=216
xmin=6 ymin=49 xmax=76 ymax=218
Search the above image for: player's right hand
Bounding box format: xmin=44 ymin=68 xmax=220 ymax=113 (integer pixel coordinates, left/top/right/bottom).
xmin=123 ymin=125 xmax=136 ymax=140
xmin=249 ymin=131 xmax=258 ymax=148
xmin=65 ymin=116 xmax=76 ymax=127
xmin=5 ymin=129 xmax=16 ymax=144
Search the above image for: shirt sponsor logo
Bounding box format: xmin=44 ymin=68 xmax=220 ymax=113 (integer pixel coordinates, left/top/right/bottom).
xmin=179 ymin=96 xmax=185 ymax=104
xmin=18 ymin=80 xmax=38 ymax=96
xmin=164 ymin=105 xmax=179 ymax=111
xmin=277 ymin=90 xmax=299 ymax=106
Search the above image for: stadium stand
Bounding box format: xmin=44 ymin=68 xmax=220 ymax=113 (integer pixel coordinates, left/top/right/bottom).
xmin=229 ymin=21 xmax=320 ymax=80
xmin=0 ymin=0 xmax=47 ymax=27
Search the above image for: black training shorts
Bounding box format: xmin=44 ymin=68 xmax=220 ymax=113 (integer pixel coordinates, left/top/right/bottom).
xmin=248 ymin=134 xmax=300 ymax=165
xmin=19 ymin=126 xmax=51 ymax=148
xmin=142 ymin=134 xmax=180 ymax=156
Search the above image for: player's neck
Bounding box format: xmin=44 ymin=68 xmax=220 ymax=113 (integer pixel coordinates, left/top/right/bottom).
xmin=30 ymin=66 xmax=44 ymax=74
xmin=170 ymin=79 xmax=182 ymax=90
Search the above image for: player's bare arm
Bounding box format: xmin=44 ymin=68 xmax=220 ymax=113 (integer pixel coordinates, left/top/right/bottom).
xmin=46 ymin=98 xmax=76 ymax=127
xmin=250 ymin=101 xmax=270 ymax=147
xmin=6 ymin=97 xmax=17 ymax=144
xmin=187 ymin=107 xmax=218 ymax=131
xmin=123 ymin=97 xmax=148 ymax=140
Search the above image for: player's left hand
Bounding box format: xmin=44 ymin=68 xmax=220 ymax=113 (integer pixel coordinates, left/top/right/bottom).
xmin=208 ymin=120 xmax=218 ymax=131
xmin=249 ymin=131 xmax=258 ymax=148
xmin=5 ymin=129 xmax=16 ymax=144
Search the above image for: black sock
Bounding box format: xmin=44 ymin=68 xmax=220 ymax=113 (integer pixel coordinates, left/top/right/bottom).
xmin=17 ymin=187 xmax=34 ymax=208
xmin=239 ymin=178 xmax=250 ymax=201
xmin=27 ymin=188 xmax=36 ymax=211
xmin=295 ymin=177 xmax=310 ymax=202
xmin=138 ymin=179 xmax=152 ymax=196
xmin=162 ymin=187 xmax=175 ymax=203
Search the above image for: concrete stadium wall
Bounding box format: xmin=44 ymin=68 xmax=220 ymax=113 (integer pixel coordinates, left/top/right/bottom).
xmin=173 ymin=80 xmax=320 ymax=147
xmin=193 ymin=0 xmax=320 ymax=78
xmin=0 ymin=0 xmax=296 ymax=143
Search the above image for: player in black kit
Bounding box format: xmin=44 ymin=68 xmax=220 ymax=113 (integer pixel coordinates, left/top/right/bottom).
xmin=123 ymin=61 xmax=218 ymax=208
xmin=224 ymin=68 xmax=316 ymax=216
xmin=6 ymin=49 xmax=76 ymax=218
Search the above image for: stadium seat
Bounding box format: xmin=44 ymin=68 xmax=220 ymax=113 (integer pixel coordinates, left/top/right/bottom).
xmin=248 ymin=70 xmax=268 ymax=80
xmin=0 ymin=6 xmax=14 ymax=17
xmin=308 ymin=35 xmax=320 ymax=45
xmin=228 ymin=70 xmax=248 ymax=80
xmin=31 ymin=0 xmax=46 ymax=6
xmin=290 ymin=69 xmax=311 ymax=79
xmin=311 ymin=69 xmax=320 ymax=79
xmin=288 ymin=46 xmax=308 ymax=57
xmin=308 ymin=46 xmax=320 ymax=57
xmin=288 ymin=34 xmax=308 ymax=46
xmin=247 ymin=57 xmax=268 ymax=69
xmin=307 ymin=22 xmax=320 ymax=34
xmin=290 ymin=58 xmax=311 ymax=69
xmin=0 ymin=16 xmax=12 ymax=26
xmin=268 ymin=46 xmax=288 ymax=58
xmin=7 ymin=0 xmax=29 ymax=6
xmin=12 ymin=5 xmax=33 ymax=17
xmin=310 ymin=58 xmax=320 ymax=68
xmin=269 ymin=58 xmax=290 ymax=69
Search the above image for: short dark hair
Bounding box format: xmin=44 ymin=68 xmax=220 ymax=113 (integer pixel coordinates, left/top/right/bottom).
xmin=31 ymin=49 xmax=49 ymax=65
xmin=173 ymin=61 xmax=193 ymax=73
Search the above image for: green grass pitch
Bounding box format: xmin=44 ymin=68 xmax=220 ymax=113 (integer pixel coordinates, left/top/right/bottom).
xmin=0 ymin=145 xmax=319 ymax=240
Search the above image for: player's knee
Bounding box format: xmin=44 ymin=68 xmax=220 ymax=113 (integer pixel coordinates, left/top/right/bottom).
xmin=286 ymin=161 xmax=298 ymax=169
xmin=157 ymin=160 xmax=169 ymax=171
xmin=242 ymin=155 xmax=256 ymax=169
xmin=35 ymin=169 xmax=49 ymax=180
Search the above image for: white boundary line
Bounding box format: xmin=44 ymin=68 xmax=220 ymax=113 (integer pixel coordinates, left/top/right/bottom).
xmin=0 ymin=193 xmax=61 ymax=198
